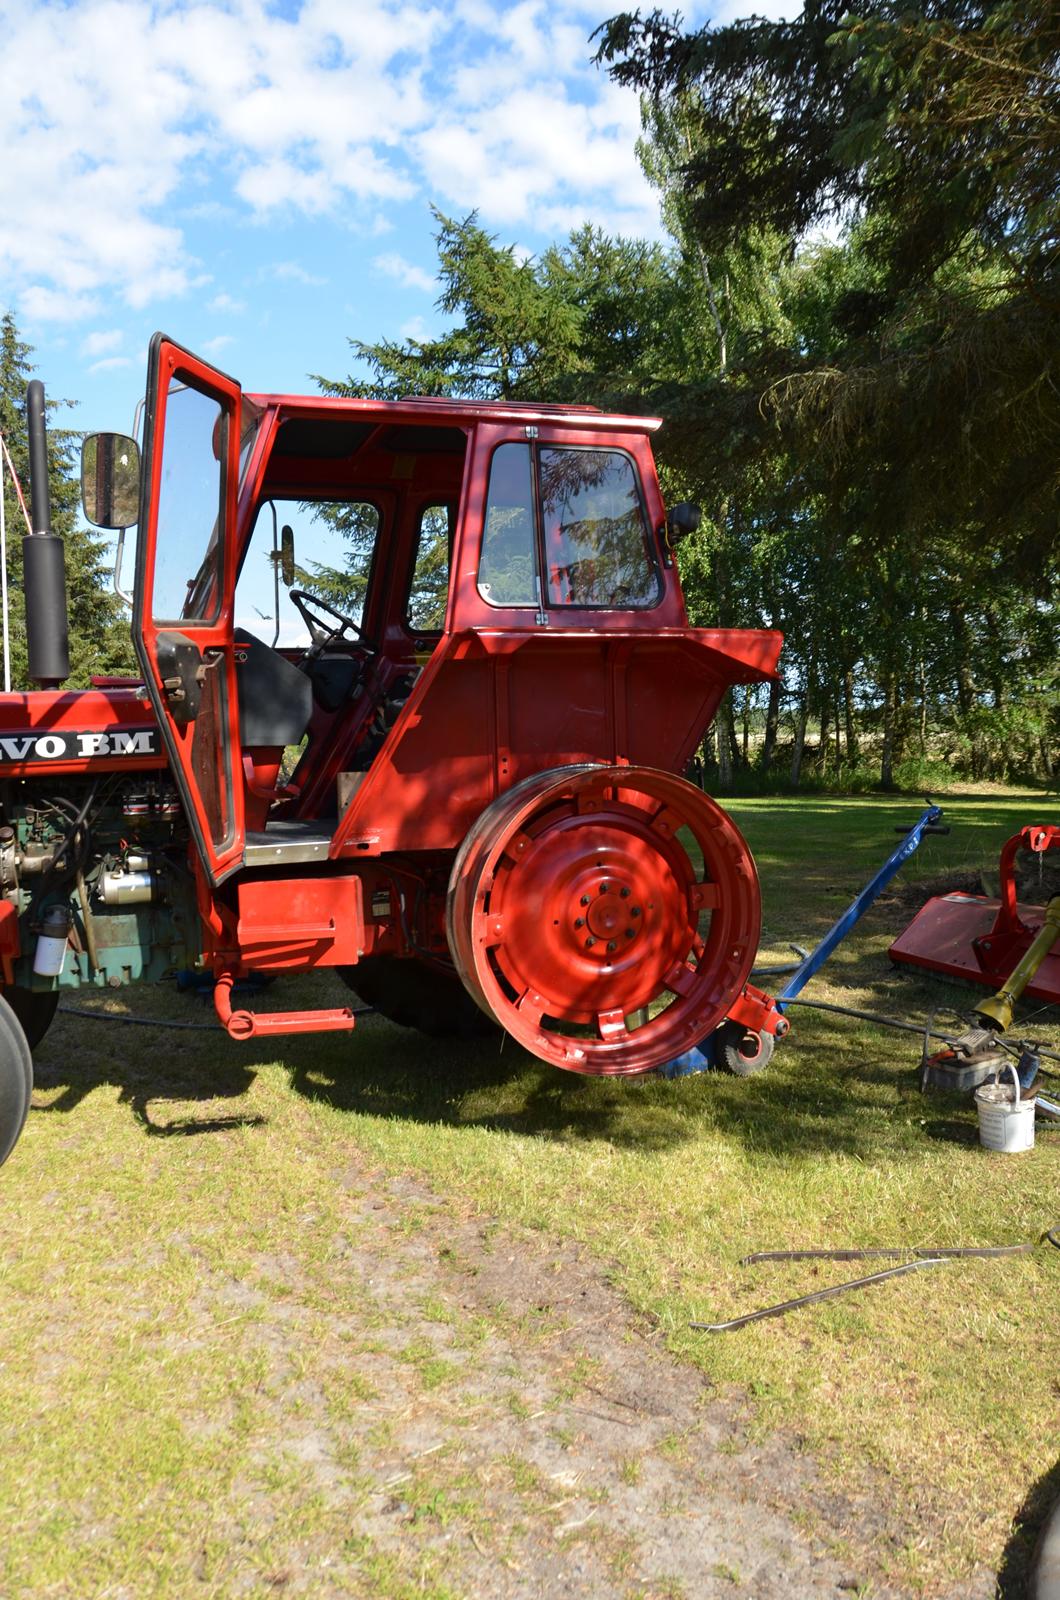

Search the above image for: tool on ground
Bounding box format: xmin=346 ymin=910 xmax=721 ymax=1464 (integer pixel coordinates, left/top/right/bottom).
xmin=691 ymin=1258 xmax=948 ymax=1333
xmin=663 ymin=804 xmax=948 ymax=1079
xmin=691 ymin=1227 xmax=1060 ymax=1332
xmin=917 ymin=877 xmax=1060 ymax=1090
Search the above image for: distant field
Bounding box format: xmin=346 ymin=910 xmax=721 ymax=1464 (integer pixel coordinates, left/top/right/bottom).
xmin=1 ymin=789 xmax=1057 ymax=1595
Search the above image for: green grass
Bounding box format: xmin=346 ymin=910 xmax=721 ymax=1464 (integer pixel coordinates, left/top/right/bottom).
xmin=1 ymin=788 xmax=1057 ymax=1593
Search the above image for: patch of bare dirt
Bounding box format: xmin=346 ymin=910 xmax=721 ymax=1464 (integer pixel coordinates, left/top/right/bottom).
xmin=200 ymin=1157 xmax=998 ymax=1600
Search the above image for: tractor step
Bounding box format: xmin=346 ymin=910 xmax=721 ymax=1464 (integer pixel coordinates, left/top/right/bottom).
xmin=213 ymin=972 xmax=355 ymax=1040
xmin=244 ymin=821 xmax=333 ymax=866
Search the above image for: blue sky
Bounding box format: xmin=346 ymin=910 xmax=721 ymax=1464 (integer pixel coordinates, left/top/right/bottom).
xmin=1 ymin=0 xmax=794 ymax=438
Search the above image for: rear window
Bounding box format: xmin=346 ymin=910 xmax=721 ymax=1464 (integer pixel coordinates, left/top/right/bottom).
xmin=477 ymin=442 xmax=660 ymax=610
xmin=540 ymin=448 xmax=660 ymax=608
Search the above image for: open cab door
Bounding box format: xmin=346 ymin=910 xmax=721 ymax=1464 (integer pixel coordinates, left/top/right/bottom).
xmin=133 ymin=335 xmax=249 ymax=883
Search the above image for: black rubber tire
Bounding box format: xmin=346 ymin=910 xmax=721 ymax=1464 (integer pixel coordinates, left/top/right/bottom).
xmin=1030 ymin=1493 xmax=1060 ymax=1600
xmin=339 ymin=955 xmax=498 ymax=1040
xmin=3 ymin=988 xmax=60 ymax=1051
xmin=716 ymin=1020 xmax=776 ymax=1077
xmin=0 ymin=991 xmax=33 ymax=1169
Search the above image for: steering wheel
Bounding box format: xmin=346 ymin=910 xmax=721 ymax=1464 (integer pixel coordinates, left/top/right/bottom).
xmin=288 ymin=589 xmax=367 ymax=655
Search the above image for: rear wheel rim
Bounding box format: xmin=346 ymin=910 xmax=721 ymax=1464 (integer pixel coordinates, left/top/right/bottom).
xmin=447 ymin=765 xmax=760 ymax=1075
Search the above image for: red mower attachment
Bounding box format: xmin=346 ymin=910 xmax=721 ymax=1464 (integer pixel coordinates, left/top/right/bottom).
xmin=890 ymin=825 xmax=1060 ymax=1007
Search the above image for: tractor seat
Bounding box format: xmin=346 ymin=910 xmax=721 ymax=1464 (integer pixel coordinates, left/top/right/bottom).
xmin=233 ymin=628 xmax=313 ymax=747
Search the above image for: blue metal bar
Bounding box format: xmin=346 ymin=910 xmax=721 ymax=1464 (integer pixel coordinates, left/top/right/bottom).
xmin=658 ymin=804 xmax=943 ymax=1079
xmin=777 ymin=804 xmax=943 ymax=1009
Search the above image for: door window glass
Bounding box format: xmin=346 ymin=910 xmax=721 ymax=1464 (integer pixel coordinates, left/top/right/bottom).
xmin=407 ymin=503 xmax=451 ymax=631
xmin=478 ymin=443 xmax=536 ymax=607
xmin=152 ymin=378 xmax=227 ymax=624
xmin=540 ymin=448 xmax=660 ymax=608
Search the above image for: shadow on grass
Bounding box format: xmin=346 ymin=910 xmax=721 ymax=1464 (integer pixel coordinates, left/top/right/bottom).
xmin=280 ymin=1013 xmax=941 ymax=1163
xmin=996 ymin=1456 xmax=1060 ymax=1599
xmin=32 ymin=1030 xmax=266 ymax=1138
xmin=33 ymin=983 xmax=962 ymax=1163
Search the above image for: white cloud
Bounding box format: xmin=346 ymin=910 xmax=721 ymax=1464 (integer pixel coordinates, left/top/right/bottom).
xmin=20 ymin=286 xmax=100 ymax=323
xmin=200 ymin=334 xmax=234 ymax=355
xmin=209 ymin=292 xmax=245 ymax=314
xmin=81 ymin=328 xmax=124 ymax=357
xmin=373 ymin=253 xmax=436 ymax=293
xmin=399 ymin=314 xmax=431 ymax=341
xmin=266 ymin=261 xmax=328 ymax=287
xmin=1 ymin=0 xmax=661 ymax=329
xmin=88 ymin=355 xmax=132 ymax=373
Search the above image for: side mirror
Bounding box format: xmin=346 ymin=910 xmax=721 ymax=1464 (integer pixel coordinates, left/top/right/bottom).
xmin=666 ymin=502 xmax=701 ymax=544
xmin=280 ymin=524 xmax=295 ymax=587
xmin=81 ymin=434 xmax=140 ymax=529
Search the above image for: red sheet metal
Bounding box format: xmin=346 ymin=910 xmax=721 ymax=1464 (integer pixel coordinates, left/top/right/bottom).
xmin=889 ymin=893 xmax=1060 ymax=1005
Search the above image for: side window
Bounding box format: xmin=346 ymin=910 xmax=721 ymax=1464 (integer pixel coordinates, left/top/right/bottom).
xmin=152 ymin=378 xmax=227 ymax=624
xmin=407 ymin=503 xmax=451 ymax=632
xmin=541 ymin=448 xmax=660 ymax=608
xmin=478 ymin=443 xmax=537 ymax=607
xmin=235 ymin=499 xmax=380 ymax=647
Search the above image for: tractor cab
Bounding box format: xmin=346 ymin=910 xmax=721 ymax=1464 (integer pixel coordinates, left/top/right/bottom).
xmin=71 ymin=332 xmax=785 ymax=1078
xmin=89 ymin=334 xmax=720 ymax=888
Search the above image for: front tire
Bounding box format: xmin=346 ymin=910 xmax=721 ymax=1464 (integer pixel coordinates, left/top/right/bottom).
xmin=0 ymin=992 xmax=33 ymax=1168
xmin=3 ymin=988 xmax=60 ymax=1051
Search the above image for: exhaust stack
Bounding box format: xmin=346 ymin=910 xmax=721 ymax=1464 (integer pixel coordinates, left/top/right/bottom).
xmin=24 ymin=380 xmax=70 ymax=687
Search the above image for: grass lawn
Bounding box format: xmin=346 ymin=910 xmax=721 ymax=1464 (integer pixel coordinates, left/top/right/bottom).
xmin=1 ymin=787 xmax=1057 ymax=1594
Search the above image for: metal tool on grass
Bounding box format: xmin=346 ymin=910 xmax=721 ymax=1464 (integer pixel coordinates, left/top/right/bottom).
xmin=691 ymin=1227 xmax=1060 ymax=1332
xmin=663 ymin=803 xmax=948 ymax=1079
xmin=919 ymin=889 xmax=1060 ymax=1092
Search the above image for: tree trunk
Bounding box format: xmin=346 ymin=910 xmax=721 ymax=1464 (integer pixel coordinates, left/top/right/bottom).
xmin=818 ymin=704 xmax=831 ymax=775
xmin=881 ymin=676 xmax=897 ymax=790
xmin=844 ymin=671 xmax=859 ymax=763
xmin=790 ymin=701 xmax=808 ymax=787
xmin=717 ymin=693 xmax=733 ymax=788
xmin=761 ymin=676 xmax=781 ymax=772
xmin=741 ymin=687 xmax=751 ymax=766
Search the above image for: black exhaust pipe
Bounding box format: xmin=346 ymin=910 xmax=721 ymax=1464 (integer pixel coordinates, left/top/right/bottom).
xmin=24 ymin=380 xmax=70 ymax=688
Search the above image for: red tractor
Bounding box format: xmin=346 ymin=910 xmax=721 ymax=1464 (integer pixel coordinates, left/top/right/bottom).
xmin=0 ymin=335 xmax=786 ymax=1166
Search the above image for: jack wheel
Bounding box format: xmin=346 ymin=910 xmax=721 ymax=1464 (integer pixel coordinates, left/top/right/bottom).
xmin=3 ymin=989 xmax=59 ymax=1051
xmin=447 ymin=764 xmax=761 ymax=1076
xmin=339 ymin=955 xmax=498 ymax=1040
xmin=0 ymin=991 xmax=33 ymax=1168
xmin=715 ymin=1020 xmax=775 ymax=1077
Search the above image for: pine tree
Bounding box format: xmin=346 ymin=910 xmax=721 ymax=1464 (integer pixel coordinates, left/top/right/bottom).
xmin=0 ymin=312 xmax=136 ymax=690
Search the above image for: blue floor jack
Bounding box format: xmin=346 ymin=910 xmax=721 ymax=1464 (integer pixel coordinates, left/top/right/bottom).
xmin=661 ymin=804 xmax=947 ymax=1079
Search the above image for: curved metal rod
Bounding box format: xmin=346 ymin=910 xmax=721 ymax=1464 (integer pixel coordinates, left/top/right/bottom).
xmin=691 ymin=1257 xmax=949 ymax=1333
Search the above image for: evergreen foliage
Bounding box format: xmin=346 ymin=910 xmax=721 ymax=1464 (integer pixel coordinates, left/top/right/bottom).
xmin=0 ymin=313 xmax=136 ymax=689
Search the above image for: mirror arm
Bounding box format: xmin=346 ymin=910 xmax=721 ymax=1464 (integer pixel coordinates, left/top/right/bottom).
xmin=113 ymin=525 xmax=133 ymax=608
xmin=269 ymin=502 xmax=280 ymax=648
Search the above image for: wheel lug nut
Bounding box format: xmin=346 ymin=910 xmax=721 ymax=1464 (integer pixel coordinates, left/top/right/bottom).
xmin=607 ymin=940 xmax=617 ymax=952
xmin=599 ymin=882 xmax=609 ymax=894
xmin=574 ymin=917 xmax=584 ymax=928
xmin=620 ymin=886 xmax=630 ymax=898
xmin=580 ymin=895 xmax=590 ymax=906
xmin=631 ymin=907 xmax=641 ymax=917
xmin=585 ymin=937 xmax=596 ymax=949
xmin=625 ymin=928 xmax=635 ymax=940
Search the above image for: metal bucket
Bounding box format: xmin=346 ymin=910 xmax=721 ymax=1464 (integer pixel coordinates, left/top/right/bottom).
xmin=975 ymin=1062 xmax=1036 ymax=1154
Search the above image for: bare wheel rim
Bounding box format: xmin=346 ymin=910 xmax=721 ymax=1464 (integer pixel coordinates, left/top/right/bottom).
xmin=447 ymin=764 xmax=760 ymax=1075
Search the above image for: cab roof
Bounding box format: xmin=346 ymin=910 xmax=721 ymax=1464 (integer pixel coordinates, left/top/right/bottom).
xmin=246 ymin=391 xmax=663 ymax=435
